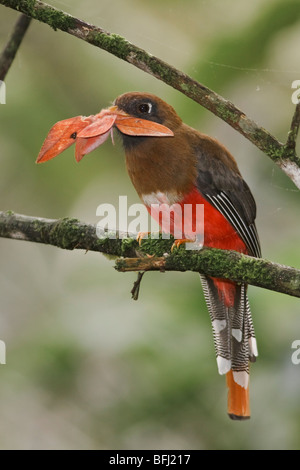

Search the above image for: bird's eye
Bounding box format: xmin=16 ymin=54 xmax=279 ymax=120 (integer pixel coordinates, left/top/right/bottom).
xmin=138 ymin=102 xmax=152 ymax=114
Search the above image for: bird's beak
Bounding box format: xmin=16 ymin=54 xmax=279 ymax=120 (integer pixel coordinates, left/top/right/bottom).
xmin=36 ymin=105 xmax=173 ymax=164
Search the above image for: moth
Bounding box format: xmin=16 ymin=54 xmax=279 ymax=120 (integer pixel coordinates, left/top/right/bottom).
xmin=36 ymin=105 xmax=173 ymax=163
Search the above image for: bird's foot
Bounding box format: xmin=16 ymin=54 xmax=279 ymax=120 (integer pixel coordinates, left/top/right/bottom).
xmin=136 ymin=231 xmax=150 ymax=246
xmin=171 ymin=238 xmax=195 ymax=252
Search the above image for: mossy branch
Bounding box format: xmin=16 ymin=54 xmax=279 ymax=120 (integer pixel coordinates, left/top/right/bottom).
xmin=0 ymin=0 xmax=300 ymax=187
xmin=1 ymin=210 xmax=300 ymax=299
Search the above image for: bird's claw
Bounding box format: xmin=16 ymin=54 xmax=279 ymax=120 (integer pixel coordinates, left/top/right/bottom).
xmin=136 ymin=231 xmax=150 ymax=246
xmin=171 ymin=238 xmax=195 ymax=252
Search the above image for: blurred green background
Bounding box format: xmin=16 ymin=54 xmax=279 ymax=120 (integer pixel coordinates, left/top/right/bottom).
xmin=0 ymin=0 xmax=300 ymax=450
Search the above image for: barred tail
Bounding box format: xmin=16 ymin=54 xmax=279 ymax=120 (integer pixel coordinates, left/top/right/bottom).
xmin=200 ymin=274 xmax=258 ymax=420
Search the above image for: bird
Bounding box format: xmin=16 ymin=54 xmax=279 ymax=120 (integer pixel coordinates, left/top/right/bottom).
xmin=37 ymin=91 xmax=261 ymax=420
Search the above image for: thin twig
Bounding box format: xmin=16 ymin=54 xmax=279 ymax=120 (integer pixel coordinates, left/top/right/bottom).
xmin=286 ymin=102 xmax=300 ymax=152
xmin=0 ymin=13 xmax=31 ymax=81
xmin=0 ymin=210 xmax=300 ymax=299
xmin=0 ymin=0 xmax=300 ymax=187
xmin=280 ymin=102 xmax=300 ymax=188
xmin=131 ymin=272 xmax=146 ymax=300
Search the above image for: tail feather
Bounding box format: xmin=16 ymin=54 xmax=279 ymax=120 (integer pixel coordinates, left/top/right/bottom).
xmin=200 ymin=274 xmax=258 ymax=419
xmin=226 ymin=370 xmax=250 ymax=420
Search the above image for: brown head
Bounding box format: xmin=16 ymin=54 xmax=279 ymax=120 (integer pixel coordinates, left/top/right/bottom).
xmin=113 ymin=92 xmax=198 ymax=198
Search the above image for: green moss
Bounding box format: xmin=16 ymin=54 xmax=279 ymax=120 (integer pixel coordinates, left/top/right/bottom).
xmin=281 ymin=145 xmax=300 ymax=166
xmin=4 ymin=209 xmax=14 ymax=216
xmin=120 ymin=237 xmax=138 ymax=256
xmin=3 ymin=0 xmax=77 ymax=31
xmin=87 ymin=31 xmax=131 ymax=59
xmin=138 ymin=233 xmax=174 ymax=257
xmin=146 ymin=58 xmax=175 ymax=82
xmin=179 ymin=82 xmax=201 ymax=99
xmin=180 ymin=83 xmax=190 ymax=93
xmin=91 ymin=233 xmax=136 ymax=257
xmin=216 ymin=102 xmax=239 ymax=124
xmin=49 ymin=217 xmax=82 ymax=249
xmin=229 ymin=255 xmax=268 ymax=285
xmin=94 ymin=236 xmax=116 ymax=253
xmin=35 ymin=6 xmax=77 ymax=32
xmin=163 ymin=247 xmax=277 ymax=290
xmin=2 ymin=0 xmax=36 ymax=12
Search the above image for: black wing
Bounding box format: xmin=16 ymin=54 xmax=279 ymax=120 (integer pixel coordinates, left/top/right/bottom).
xmin=196 ymin=144 xmax=261 ymax=258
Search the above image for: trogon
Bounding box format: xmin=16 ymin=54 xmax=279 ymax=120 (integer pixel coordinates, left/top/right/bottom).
xmin=37 ymin=91 xmax=261 ymax=420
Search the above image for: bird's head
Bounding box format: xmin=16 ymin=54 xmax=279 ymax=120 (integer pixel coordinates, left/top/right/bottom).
xmin=114 ymin=92 xmax=182 ymax=130
xmin=112 ymin=92 xmax=182 ymax=150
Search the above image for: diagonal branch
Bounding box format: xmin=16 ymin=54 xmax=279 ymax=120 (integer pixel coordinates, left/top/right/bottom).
xmin=286 ymin=103 xmax=300 ymax=152
xmin=1 ymin=0 xmax=300 ymax=188
xmin=0 ymin=13 xmax=31 ymax=80
xmin=282 ymin=102 xmax=300 ymax=187
xmin=1 ymin=210 xmax=300 ymax=299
